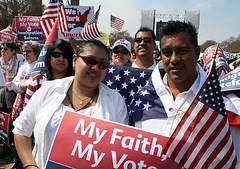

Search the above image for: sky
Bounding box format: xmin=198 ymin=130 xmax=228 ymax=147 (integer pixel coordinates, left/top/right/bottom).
xmin=43 ymin=0 xmax=240 ymax=45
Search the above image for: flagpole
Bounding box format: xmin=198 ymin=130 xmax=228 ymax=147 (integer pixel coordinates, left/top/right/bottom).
xmin=96 ymin=5 xmax=101 ymax=22
xmin=208 ymin=43 xmax=219 ymax=75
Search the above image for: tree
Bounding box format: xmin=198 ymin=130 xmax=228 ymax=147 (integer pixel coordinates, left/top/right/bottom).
xmin=200 ymin=40 xmax=217 ymax=53
xmin=0 ymin=0 xmax=43 ymax=30
xmin=110 ymin=30 xmax=134 ymax=47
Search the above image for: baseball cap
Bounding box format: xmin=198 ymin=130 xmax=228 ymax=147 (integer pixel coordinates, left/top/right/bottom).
xmin=112 ymin=39 xmax=131 ymax=53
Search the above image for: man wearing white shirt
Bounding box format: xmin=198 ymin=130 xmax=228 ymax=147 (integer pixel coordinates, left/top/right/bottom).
xmin=132 ymin=27 xmax=156 ymax=70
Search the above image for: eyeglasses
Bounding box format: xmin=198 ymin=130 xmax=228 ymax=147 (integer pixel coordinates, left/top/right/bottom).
xmin=1 ymin=47 xmax=8 ymax=51
xmin=79 ymin=55 xmax=109 ymax=70
xmin=52 ymin=52 xmax=67 ymax=58
xmin=23 ymin=50 xmax=32 ymax=53
xmin=135 ymin=37 xmax=153 ymax=43
xmin=112 ymin=49 xmax=129 ymax=55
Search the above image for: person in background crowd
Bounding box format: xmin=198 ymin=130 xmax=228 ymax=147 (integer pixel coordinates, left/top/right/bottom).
xmin=130 ymin=48 xmax=136 ymax=63
xmin=111 ymin=39 xmax=131 ymax=66
xmin=24 ymin=39 xmax=74 ymax=107
xmin=0 ymin=40 xmax=19 ymax=158
xmin=130 ymin=21 xmax=240 ymax=167
xmin=132 ymin=27 xmax=156 ymax=70
xmin=12 ymin=41 xmax=41 ymax=94
xmin=0 ymin=66 xmax=5 ymax=89
xmin=10 ymin=41 xmax=41 ymax=124
xmin=13 ymin=39 xmax=129 ymax=169
xmin=153 ymin=48 xmax=160 ymax=62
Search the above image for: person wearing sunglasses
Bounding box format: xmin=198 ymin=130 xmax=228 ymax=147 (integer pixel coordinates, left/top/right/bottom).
xmin=13 ymin=39 xmax=128 ymax=169
xmin=0 ymin=40 xmax=20 ymax=158
xmin=12 ymin=41 xmax=41 ymax=94
xmin=24 ymin=39 xmax=74 ymax=107
xmin=111 ymin=39 xmax=131 ymax=66
xmin=132 ymin=27 xmax=157 ymax=70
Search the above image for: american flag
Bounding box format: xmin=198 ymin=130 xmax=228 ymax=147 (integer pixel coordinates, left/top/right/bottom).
xmin=40 ymin=0 xmax=68 ymax=40
xmin=102 ymin=65 xmax=152 ymax=110
xmin=0 ymin=25 xmax=12 ymax=35
xmin=80 ymin=6 xmax=101 ymax=41
xmin=111 ymin=15 xmax=125 ymax=31
xmin=163 ymin=61 xmax=237 ymax=169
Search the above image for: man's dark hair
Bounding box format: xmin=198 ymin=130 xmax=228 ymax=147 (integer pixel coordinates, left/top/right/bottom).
xmin=159 ymin=21 xmax=198 ymax=49
xmin=135 ymin=27 xmax=156 ymax=41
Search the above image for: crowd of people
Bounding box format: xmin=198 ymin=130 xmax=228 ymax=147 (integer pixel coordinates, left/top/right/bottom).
xmin=0 ymin=20 xmax=240 ymax=169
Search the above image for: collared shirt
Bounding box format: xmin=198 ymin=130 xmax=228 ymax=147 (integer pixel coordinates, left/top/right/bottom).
xmin=135 ymin=64 xmax=205 ymax=137
xmin=132 ymin=59 xmax=156 ymax=70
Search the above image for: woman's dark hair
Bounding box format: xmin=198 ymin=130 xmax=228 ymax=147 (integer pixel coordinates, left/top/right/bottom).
xmin=1 ymin=40 xmax=17 ymax=51
xmin=40 ymin=39 xmax=74 ymax=80
xmin=76 ymin=39 xmax=109 ymax=58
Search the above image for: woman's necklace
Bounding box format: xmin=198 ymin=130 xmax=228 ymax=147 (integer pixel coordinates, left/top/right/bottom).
xmin=67 ymin=89 xmax=98 ymax=111
xmin=72 ymin=91 xmax=91 ymax=105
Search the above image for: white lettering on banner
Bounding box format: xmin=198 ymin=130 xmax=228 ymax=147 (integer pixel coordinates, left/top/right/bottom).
xmin=110 ymin=128 xmax=163 ymax=157
xmin=111 ymin=151 xmax=157 ymax=169
xmin=65 ymin=8 xmax=77 ymax=15
xmin=66 ymin=16 xmax=80 ymax=22
xmin=71 ymin=140 xmax=105 ymax=167
xmin=0 ymin=113 xmax=5 ymax=121
xmin=220 ymin=79 xmax=240 ymax=88
xmin=73 ymin=118 xmax=107 ymax=144
xmin=27 ymin=17 xmax=40 ymax=22
xmin=20 ymin=22 xmax=27 ymax=28
xmin=28 ymin=22 xmax=39 ymax=27
xmin=18 ymin=17 xmax=26 ymax=22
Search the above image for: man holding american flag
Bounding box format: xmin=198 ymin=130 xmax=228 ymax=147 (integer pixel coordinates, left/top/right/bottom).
xmin=130 ymin=21 xmax=240 ymax=168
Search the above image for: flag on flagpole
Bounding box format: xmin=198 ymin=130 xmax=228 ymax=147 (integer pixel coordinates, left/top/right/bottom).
xmin=111 ymin=15 xmax=125 ymax=31
xmin=80 ymin=6 xmax=101 ymax=41
xmin=40 ymin=0 xmax=68 ymax=40
xmin=163 ymin=59 xmax=237 ymax=169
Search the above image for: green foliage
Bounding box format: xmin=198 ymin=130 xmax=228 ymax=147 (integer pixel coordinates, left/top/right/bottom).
xmin=110 ymin=30 xmax=134 ymax=48
xmin=200 ymin=40 xmax=217 ymax=53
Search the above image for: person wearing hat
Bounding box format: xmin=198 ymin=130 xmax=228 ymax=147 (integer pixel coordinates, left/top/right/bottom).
xmin=111 ymin=39 xmax=131 ymax=66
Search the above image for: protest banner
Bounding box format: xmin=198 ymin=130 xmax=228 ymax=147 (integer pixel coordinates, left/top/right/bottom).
xmin=58 ymin=6 xmax=94 ymax=40
xmin=15 ymin=16 xmax=43 ymax=43
xmin=45 ymin=111 xmax=181 ymax=169
xmin=0 ymin=111 xmax=10 ymax=146
xmin=219 ymin=66 xmax=240 ymax=91
xmin=0 ymin=32 xmax=15 ymax=42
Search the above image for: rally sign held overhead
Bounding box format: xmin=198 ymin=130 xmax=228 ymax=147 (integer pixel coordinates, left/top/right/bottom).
xmin=220 ymin=67 xmax=240 ymax=92
xmin=15 ymin=16 xmax=43 ymax=43
xmin=58 ymin=6 xmax=94 ymax=41
xmin=45 ymin=111 xmax=181 ymax=169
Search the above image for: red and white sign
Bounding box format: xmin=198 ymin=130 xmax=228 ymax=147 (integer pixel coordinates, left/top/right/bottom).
xmin=45 ymin=111 xmax=181 ymax=169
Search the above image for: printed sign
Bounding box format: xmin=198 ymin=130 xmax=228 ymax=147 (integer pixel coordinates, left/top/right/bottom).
xmin=45 ymin=111 xmax=181 ymax=169
xmin=0 ymin=111 xmax=10 ymax=146
xmin=0 ymin=32 xmax=15 ymax=42
xmin=58 ymin=6 xmax=94 ymax=40
xmin=220 ymin=67 xmax=240 ymax=91
xmin=15 ymin=16 xmax=43 ymax=43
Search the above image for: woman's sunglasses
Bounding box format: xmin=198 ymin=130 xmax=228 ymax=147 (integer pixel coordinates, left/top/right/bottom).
xmin=52 ymin=52 xmax=67 ymax=58
xmin=112 ymin=49 xmax=129 ymax=55
xmin=79 ymin=56 xmax=109 ymax=70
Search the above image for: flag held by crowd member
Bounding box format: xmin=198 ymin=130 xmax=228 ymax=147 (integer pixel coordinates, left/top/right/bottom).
xmin=79 ymin=5 xmax=101 ymax=41
xmin=111 ymin=14 xmax=125 ymax=31
xmin=163 ymin=47 xmax=237 ymax=168
xmin=40 ymin=0 xmax=68 ymax=41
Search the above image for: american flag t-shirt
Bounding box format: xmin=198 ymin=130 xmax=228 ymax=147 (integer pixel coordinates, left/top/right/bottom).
xmin=163 ymin=61 xmax=237 ymax=169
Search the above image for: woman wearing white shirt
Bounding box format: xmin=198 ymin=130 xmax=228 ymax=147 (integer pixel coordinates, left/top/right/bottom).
xmin=13 ymin=40 xmax=129 ymax=169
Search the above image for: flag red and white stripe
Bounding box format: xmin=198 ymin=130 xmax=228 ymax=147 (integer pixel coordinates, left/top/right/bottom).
xmin=80 ymin=7 xmax=101 ymax=41
xmin=40 ymin=0 xmax=68 ymax=40
xmin=163 ymin=60 xmax=237 ymax=169
xmin=111 ymin=15 xmax=125 ymax=31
